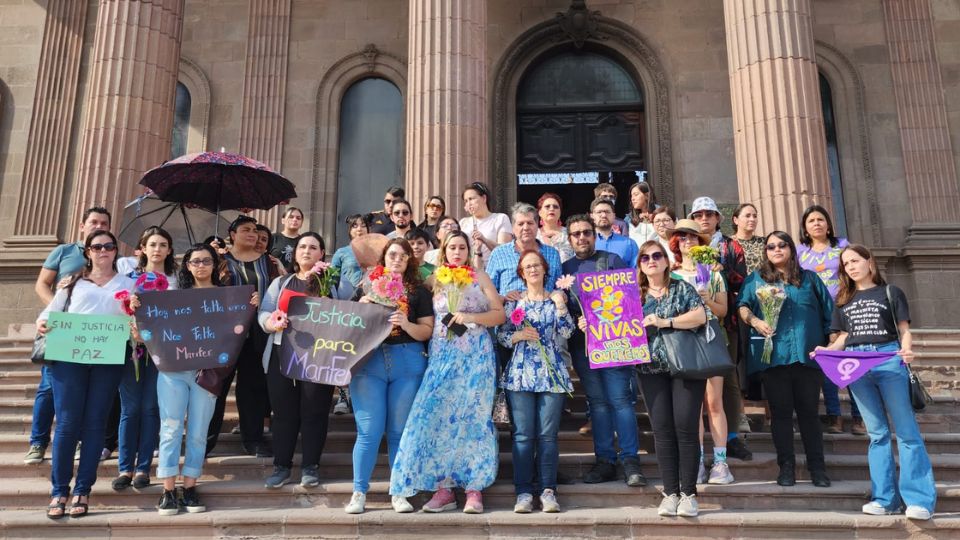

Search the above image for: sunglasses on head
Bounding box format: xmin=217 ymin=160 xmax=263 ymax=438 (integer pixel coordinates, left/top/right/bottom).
xmin=766 ymin=241 xmax=789 ymax=251
xmin=88 ymin=242 xmax=117 ymax=252
xmin=639 ymin=252 xmax=665 ymax=264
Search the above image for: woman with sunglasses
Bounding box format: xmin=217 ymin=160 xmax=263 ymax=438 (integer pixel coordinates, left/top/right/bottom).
xmin=635 ymin=240 xmax=708 ymax=517
xmin=419 ymin=196 xmax=446 ymax=246
xmin=536 ymin=192 xmax=574 ymax=263
xmin=668 ymin=220 xmax=733 ymax=486
xmin=626 ymin=181 xmax=658 ymax=246
xmin=737 ymin=232 xmax=833 ymax=488
xmin=797 ymin=205 xmax=861 ymax=435
xmin=38 ymin=231 xmax=136 ymax=518
xmin=459 ymin=181 xmax=512 ymax=269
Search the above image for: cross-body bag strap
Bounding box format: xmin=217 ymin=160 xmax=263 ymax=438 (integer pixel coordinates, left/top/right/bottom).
xmin=885 ymin=284 xmax=903 ymax=346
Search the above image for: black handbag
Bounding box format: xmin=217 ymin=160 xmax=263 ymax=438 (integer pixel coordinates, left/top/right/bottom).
xmin=659 ymin=318 xmax=735 ymax=379
xmin=31 ymin=281 xmax=75 ymax=364
xmin=886 ymin=285 xmax=932 ymax=412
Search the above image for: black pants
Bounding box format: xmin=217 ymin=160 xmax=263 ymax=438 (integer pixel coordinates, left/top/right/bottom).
xmin=266 ymin=346 xmax=334 ymax=468
xmin=638 ymin=372 xmax=706 ymax=496
xmin=722 ymin=330 xmax=744 ymax=432
xmin=103 ymin=392 xmax=121 ymax=452
xmin=761 ymin=363 xmax=825 ymax=471
xmin=235 ymin=327 xmax=270 ymax=445
xmin=206 ymin=366 xmax=236 ymax=455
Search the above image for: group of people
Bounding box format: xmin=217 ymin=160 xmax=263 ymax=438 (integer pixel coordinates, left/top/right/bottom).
xmin=29 ymin=180 xmax=936 ymax=522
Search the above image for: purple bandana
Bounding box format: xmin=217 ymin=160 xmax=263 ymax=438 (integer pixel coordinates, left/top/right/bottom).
xmin=813 ymin=349 xmax=897 ymax=389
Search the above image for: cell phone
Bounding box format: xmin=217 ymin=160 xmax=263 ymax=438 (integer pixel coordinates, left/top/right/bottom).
xmin=441 ymin=313 xmax=468 ymax=336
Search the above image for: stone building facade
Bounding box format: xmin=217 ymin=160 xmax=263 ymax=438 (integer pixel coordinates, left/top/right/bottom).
xmin=0 ymin=0 xmax=959 ymax=328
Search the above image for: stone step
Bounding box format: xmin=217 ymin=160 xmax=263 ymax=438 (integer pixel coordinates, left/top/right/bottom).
xmin=0 ymin=505 xmax=956 ymax=539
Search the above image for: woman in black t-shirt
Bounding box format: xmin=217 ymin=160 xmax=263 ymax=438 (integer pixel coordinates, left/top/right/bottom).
xmin=817 ymin=244 xmax=935 ymax=520
xmin=344 ymin=239 xmax=435 ymax=514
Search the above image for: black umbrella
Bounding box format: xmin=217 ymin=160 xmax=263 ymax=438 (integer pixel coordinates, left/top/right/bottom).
xmin=119 ymin=193 xmax=237 ymax=253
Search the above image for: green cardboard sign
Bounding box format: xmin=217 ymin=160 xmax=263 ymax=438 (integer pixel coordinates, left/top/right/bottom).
xmin=45 ymin=312 xmax=130 ymax=364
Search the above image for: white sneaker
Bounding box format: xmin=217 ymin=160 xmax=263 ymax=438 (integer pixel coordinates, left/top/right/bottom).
xmin=513 ymin=493 xmax=534 ymax=513
xmin=344 ymin=491 xmax=366 ymax=514
xmin=677 ymin=493 xmax=699 ymax=517
xmin=738 ymin=413 xmax=752 ymax=433
xmin=696 ymin=461 xmax=707 ymax=484
xmin=540 ymin=489 xmax=560 ymax=513
xmin=708 ymin=461 xmax=734 ymax=484
xmin=658 ymin=493 xmax=680 ymax=516
xmin=392 ymin=496 xmax=414 ymax=513
xmin=862 ymin=501 xmax=897 ymax=515
xmin=905 ymin=506 xmax=932 ymax=520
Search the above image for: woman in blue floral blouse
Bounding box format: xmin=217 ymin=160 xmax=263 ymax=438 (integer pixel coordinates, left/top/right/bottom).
xmin=497 ymin=250 xmax=574 ymax=513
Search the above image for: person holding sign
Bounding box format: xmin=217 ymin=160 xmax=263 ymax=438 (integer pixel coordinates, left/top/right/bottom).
xmin=345 ymin=239 xmax=435 ymax=514
xmin=635 ymin=240 xmax=708 ymax=517
xmin=737 ymin=232 xmax=833 ymax=489
xmin=389 ymin=231 xmax=504 ymax=514
xmin=259 ymin=232 xmax=341 ymax=490
xmin=814 ymin=245 xmax=935 ymax=520
xmin=496 ymin=250 xmax=574 ymax=513
xmin=37 ymin=230 xmax=136 ymax=519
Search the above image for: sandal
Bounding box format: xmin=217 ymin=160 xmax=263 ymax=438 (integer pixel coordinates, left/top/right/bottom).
xmin=69 ymin=495 xmax=89 ymax=518
xmin=46 ymin=497 xmax=66 ymax=520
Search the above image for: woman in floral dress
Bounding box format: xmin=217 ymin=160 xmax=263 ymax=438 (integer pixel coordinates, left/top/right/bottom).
xmin=389 ymin=231 xmax=506 ymax=514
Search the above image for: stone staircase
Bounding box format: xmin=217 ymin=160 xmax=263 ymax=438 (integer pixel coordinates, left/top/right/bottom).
xmin=0 ymin=329 xmax=958 ymax=538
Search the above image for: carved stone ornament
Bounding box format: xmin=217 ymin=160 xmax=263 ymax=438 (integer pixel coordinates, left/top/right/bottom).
xmin=362 ymin=43 xmax=380 ymax=71
xmin=556 ymin=0 xmax=603 ymax=48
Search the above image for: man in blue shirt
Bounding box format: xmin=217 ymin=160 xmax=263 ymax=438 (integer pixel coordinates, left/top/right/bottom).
xmin=24 ymin=207 xmax=112 ymax=465
xmin=591 ymin=199 xmax=638 ymax=268
xmin=486 ymin=203 xmax=561 ymax=301
xmin=562 ymin=214 xmax=646 ymax=488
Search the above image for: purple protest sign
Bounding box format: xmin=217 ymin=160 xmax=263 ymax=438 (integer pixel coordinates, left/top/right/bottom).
xmin=813 ymin=349 xmax=897 ymax=388
xmin=576 ymin=269 xmax=651 ymax=369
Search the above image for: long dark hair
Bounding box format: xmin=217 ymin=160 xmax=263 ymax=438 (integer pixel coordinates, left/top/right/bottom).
xmin=178 ymin=244 xmax=223 ymax=289
xmin=799 ymin=205 xmax=839 ymax=247
xmin=81 ymin=230 xmax=119 ymax=275
xmin=378 ymin=238 xmax=423 ymax=291
xmin=731 ymin=203 xmax=757 ymax=234
xmin=136 ymin=226 xmax=178 ymax=275
xmin=287 ymin=232 xmax=326 ymax=274
xmin=758 ymin=231 xmax=802 ymax=287
xmin=627 ymin=181 xmax=656 ymax=226
xmin=835 ymin=244 xmax=887 ymax=307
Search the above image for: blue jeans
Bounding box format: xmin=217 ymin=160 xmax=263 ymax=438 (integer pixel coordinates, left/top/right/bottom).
xmin=506 ymin=390 xmax=565 ymax=495
xmin=571 ymin=344 xmax=639 ymax=461
xmin=822 ymin=376 xmax=861 ymax=418
xmin=49 ymin=361 xmax=124 ymax=497
xmin=349 ymin=342 xmax=427 ymax=493
xmin=156 ymin=370 xmax=217 ymax=479
xmin=29 ymin=364 xmax=55 ymax=447
xmin=118 ymin=355 xmax=159 ymax=475
xmin=848 ymin=341 xmax=937 ymax=513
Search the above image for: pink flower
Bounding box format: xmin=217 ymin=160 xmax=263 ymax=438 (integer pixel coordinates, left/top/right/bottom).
xmin=384 ymin=276 xmax=405 ymax=300
xmin=153 ymin=273 xmax=169 ymax=292
xmin=269 ymin=310 xmax=288 ymax=329
xmin=311 ymin=261 xmax=331 ymax=275
xmin=510 ymin=307 xmax=526 ymax=326
xmin=114 ymin=290 xmax=130 ymax=302
xmin=555 ymin=274 xmax=575 ymax=291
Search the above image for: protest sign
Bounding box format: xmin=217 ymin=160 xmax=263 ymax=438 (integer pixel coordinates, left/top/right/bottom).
xmin=45 ymin=312 xmax=130 ymax=364
xmin=576 ymin=269 xmax=651 ymax=369
xmin=135 ymin=285 xmax=256 ymax=372
xmin=812 ymin=349 xmax=896 ymax=388
xmin=278 ymin=295 xmax=394 ymax=386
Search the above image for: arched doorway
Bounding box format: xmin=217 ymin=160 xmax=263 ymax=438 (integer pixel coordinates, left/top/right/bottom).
xmin=515 ymin=48 xmax=646 ymax=217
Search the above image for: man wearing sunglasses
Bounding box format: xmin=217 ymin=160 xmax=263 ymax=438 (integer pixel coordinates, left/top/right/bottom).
xmin=560 ymin=215 xmax=646 ymax=488
xmin=25 ymin=207 xmax=112 ymax=466
xmin=385 ymin=199 xmax=414 ymax=239
xmin=368 ymin=186 xmax=405 ymax=235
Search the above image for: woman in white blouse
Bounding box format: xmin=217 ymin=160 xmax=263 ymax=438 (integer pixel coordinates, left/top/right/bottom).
xmin=38 ymin=230 xmax=136 ymax=519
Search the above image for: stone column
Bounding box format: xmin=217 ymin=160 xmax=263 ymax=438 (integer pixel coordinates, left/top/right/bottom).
xmin=238 ymin=0 xmax=291 ymax=231
xmin=5 ymin=0 xmax=88 ymax=250
xmin=723 ymin=0 xmax=831 ymax=235
xmin=70 ymin=0 xmax=185 ymax=235
xmin=882 ymin=0 xmax=960 ymax=244
xmin=405 ymin=0 xmax=487 ymax=216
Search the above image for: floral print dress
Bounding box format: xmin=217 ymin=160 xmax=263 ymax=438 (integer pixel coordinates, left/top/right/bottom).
xmin=497 ymin=298 xmax=575 ymax=393
xmin=389 ymin=281 xmax=499 ymax=496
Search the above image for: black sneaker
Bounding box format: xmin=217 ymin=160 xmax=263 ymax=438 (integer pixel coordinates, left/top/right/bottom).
xmin=157 ymin=489 xmax=179 ymax=516
xmin=178 ymin=486 xmax=206 ymax=513
xmin=583 ymin=458 xmax=617 ymax=484
xmin=132 ymin=474 xmax=150 ymax=489
xmin=242 ymin=441 xmax=274 ymax=458
xmin=265 ymin=465 xmax=291 ymax=489
xmin=727 ymin=437 xmax=753 ymax=461
xmin=621 ymin=456 xmax=647 ymax=487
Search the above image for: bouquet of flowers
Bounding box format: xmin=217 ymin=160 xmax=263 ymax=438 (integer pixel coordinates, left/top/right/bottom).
xmin=688 ymin=245 xmax=720 ymax=293
xmin=366 ymin=265 xmax=408 ymax=337
xmin=435 ymin=264 xmax=476 ymax=337
xmin=509 ymin=306 xmax=571 ymax=396
xmin=135 ymin=272 xmax=169 ymax=293
xmin=309 ymin=260 xmax=340 ymax=298
xmin=755 ymin=283 xmax=787 ymax=364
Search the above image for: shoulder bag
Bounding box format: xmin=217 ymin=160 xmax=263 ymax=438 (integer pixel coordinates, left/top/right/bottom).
xmin=886 ymin=285 xmax=932 ymax=412
xmin=659 ymin=317 xmax=735 ymax=379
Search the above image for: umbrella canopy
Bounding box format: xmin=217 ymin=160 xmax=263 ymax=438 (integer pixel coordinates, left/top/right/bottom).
xmin=119 ymin=193 xmax=237 ymax=254
xmin=138 ymin=151 xmax=297 ymax=212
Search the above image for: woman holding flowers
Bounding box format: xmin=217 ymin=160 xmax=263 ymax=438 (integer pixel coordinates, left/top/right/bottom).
xmin=345 ymin=238 xmax=435 ymax=514
xmin=737 ymin=231 xmax=833 ymax=488
xmin=259 ymin=232 xmax=340 ymax=490
xmin=668 ymin=219 xmax=733 ymax=486
xmin=389 ymin=231 xmax=505 ymax=514
xmin=496 ymin=250 xmax=574 ymax=513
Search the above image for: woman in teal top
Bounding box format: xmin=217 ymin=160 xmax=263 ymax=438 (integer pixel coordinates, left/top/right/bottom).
xmin=737 ymin=231 xmax=833 ymax=489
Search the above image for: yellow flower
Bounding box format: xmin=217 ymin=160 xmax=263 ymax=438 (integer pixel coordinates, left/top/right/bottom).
xmin=452 ymin=267 xmax=472 ymax=286
xmin=436 ymin=266 xmax=453 ymax=285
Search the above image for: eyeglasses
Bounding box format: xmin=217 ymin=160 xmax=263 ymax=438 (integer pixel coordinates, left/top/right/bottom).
xmin=677 ymin=232 xmax=700 ymax=242
xmin=426 ymin=203 xmax=443 ymax=210
xmin=385 ymin=251 xmax=409 ymax=260
xmin=540 ymin=203 xmax=560 ymax=210
xmin=88 ymin=243 xmax=117 ymax=252
xmin=639 ymin=252 xmax=665 ymax=264
xmin=440 ymin=222 xmax=459 ymax=230
xmin=592 ymin=209 xmax=613 ymax=215
xmin=392 ymin=210 xmax=411 ymax=216
xmin=522 ymin=264 xmax=542 ymax=272
xmin=766 ymin=241 xmax=789 ymax=251
xmin=653 ymin=218 xmax=673 ymax=225
xmin=569 ymin=230 xmax=594 ymax=238
xmin=188 ymin=258 xmax=214 ymax=267
xmin=691 ymin=211 xmax=718 ymax=220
